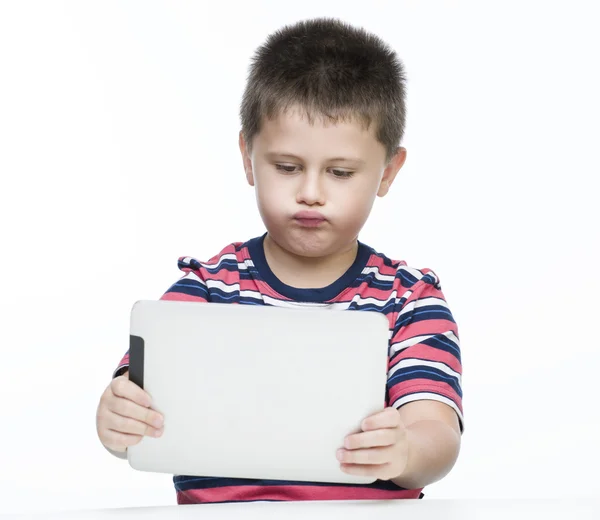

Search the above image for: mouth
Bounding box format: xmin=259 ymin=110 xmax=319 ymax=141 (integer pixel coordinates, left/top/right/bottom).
xmin=293 ymin=211 xmax=327 ymax=228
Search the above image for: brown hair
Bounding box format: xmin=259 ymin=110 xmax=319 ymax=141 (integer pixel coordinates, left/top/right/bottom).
xmin=240 ymin=17 xmax=407 ymax=162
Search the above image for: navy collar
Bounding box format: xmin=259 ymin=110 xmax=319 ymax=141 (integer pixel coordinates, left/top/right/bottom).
xmin=246 ymin=233 xmax=372 ymax=303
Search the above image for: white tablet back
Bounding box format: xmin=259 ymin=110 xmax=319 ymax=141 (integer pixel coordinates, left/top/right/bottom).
xmin=127 ymin=300 xmax=389 ymax=484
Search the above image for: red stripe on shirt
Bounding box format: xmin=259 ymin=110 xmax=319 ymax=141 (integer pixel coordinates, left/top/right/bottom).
xmin=392 ymin=318 xmax=457 ymax=341
xmin=389 ymin=379 xmax=462 ymax=412
xmin=176 ymin=484 xmax=423 ymax=504
xmin=390 ymin=344 xmax=462 ymax=373
xmin=367 ymin=255 xmax=405 ymax=277
xmin=346 ymin=284 xmax=398 ymax=303
xmin=161 ymin=292 xmax=207 ymax=302
xmin=198 ymin=268 xmax=240 ymax=285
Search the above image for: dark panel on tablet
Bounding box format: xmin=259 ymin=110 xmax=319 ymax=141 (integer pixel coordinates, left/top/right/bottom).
xmin=129 ymin=335 xmax=145 ymax=389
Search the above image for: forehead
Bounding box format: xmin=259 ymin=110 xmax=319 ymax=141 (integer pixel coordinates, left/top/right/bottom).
xmin=254 ymin=105 xmax=385 ymax=161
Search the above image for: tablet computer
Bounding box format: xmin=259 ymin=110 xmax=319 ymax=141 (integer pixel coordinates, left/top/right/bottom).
xmin=127 ymin=299 xmax=389 ymax=484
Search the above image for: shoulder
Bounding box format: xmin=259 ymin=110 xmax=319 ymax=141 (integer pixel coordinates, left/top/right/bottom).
xmin=176 ymin=240 xmax=249 ymax=275
xmin=364 ymin=244 xmax=442 ymax=292
xmin=160 ymin=240 xmax=252 ymax=302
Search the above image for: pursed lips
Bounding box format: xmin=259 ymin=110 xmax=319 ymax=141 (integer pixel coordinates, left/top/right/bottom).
xmin=293 ymin=211 xmax=327 ymax=227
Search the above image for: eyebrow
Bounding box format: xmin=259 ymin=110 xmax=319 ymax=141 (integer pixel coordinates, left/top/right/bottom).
xmin=265 ymin=152 xmax=365 ymax=166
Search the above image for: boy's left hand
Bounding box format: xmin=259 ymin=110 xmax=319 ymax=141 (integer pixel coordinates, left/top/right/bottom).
xmin=337 ymin=407 xmax=408 ymax=481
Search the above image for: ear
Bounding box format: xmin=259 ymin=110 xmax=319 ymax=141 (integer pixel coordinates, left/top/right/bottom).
xmin=239 ymin=131 xmax=255 ymax=186
xmin=377 ymin=147 xmax=407 ymax=197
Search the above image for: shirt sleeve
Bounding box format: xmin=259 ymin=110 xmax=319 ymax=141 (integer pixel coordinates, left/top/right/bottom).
xmin=387 ymin=270 xmax=464 ymax=432
xmin=111 ymin=257 xmax=209 ymax=379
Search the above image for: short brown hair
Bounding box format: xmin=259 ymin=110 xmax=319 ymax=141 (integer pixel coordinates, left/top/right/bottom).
xmin=240 ymin=17 xmax=407 ymax=162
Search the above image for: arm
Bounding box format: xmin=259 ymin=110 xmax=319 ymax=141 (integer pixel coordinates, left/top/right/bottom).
xmin=391 ymin=400 xmax=461 ymax=489
xmin=338 ymin=400 xmax=461 ymax=488
xmin=339 ymin=271 xmax=463 ymax=488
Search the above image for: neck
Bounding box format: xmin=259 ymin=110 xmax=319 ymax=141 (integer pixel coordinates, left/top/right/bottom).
xmin=263 ymin=234 xmax=359 ymax=289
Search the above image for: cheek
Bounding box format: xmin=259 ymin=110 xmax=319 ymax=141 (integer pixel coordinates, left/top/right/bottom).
xmin=254 ymin=174 xmax=285 ymax=218
xmin=346 ymin=197 xmax=376 ymax=228
xmin=338 ymin=179 xmax=379 ymax=215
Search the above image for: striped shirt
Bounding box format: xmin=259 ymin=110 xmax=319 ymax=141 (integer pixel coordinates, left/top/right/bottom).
xmin=114 ymin=233 xmax=463 ymax=504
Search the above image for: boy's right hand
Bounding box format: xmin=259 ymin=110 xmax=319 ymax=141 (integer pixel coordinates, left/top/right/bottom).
xmin=96 ymin=370 xmax=164 ymax=453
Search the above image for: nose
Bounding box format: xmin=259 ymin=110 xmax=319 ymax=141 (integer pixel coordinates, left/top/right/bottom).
xmin=296 ymin=170 xmax=325 ymax=206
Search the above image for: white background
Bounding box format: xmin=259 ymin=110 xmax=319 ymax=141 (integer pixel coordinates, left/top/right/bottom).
xmin=1 ymin=0 xmax=599 ymax=515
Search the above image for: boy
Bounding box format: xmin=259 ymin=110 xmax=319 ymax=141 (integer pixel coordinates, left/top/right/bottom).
xmin=96 ymin=17 xmax=463 ymax=504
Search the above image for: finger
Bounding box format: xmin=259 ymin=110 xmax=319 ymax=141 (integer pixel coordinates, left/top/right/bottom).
xmin=337 ymin=446 xmax=393 ymax=465
xmin=340 ymin=462 xmax=391 ymax=478
xmin=102 ymin=430 xmax=144 ymax=451
xmin=344 ymin=428 xmax=397 ymax=449
xmin=110 ymin=376 xmax=153 ymax=409
xmin=361 ymin=407 xmax=401 ymax=431
xmin=108 ymin=396 xmax=164 ymax=429
xmin=105 ymin=410 xmax=164 ymax=438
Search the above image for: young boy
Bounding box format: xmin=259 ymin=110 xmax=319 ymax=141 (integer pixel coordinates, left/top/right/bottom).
xmin=96 ymin=17 xmax=463 ymax=504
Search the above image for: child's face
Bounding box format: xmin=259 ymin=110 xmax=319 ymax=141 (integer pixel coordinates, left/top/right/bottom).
xmin=239 ymin=106 xmax=406 ymax=258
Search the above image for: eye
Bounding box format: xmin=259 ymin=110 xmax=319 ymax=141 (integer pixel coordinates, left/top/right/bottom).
xmin=331 ymin=169 xmax=354 ymax=178
xmin=275 ymin=164 xmax=299 ymax=173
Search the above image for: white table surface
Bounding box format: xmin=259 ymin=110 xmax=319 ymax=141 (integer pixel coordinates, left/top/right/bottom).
xmin=2 ymin=499 xmax=599 ymax=520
